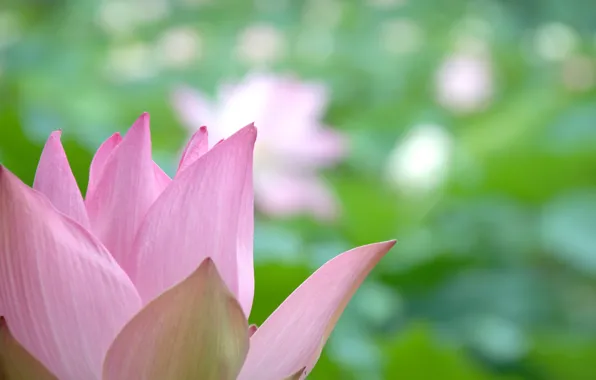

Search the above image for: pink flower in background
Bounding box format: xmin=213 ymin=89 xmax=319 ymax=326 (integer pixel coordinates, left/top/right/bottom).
xmin=434 ymin=52 xmax=494 ymax=113
xmin=0 ymin=113 xmax=394 ymax=379
xmin=172 ymin=73 xmax=347 ymax=220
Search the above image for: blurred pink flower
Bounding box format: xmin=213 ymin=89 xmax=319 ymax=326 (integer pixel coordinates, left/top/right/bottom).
xmin=0 ymin=113 xmax=394 ymax=379
xmin=172 ymin=73 xmax=347 ymax=220
xmin=435 ymin=52 xmax=493 ymax=113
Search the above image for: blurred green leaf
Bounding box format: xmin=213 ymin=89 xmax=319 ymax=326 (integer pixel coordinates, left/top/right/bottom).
xmin=382 ymin=324 xmax=521 ymax=379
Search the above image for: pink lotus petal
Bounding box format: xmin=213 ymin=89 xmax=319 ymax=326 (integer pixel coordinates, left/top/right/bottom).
xmin=283 ymin=367 xmax=307 ymax=380
xmin=255 ymin=174 xmax=338 ymax=220
xmin=0 ymin=318 xmax=57 ymax=379
xmin=87 ymin=133 xmax=122 ymax=198
xmin=88 ymin=133 xmax=171 ymax=196
xmin=33 ymin=131 xmax=90 ymax=228
xmin=85 ymin=113 xmax=169 ymax=276
xmin=276 ymin=128 xmax=347 ymax=168
xmin=102 ymin=259 xmax=249 ymax=380
xmin=236 ymin=156 xmax=255 ymax=315
xmin=130 ymin=125 xmax=256 ymax=316
xmin=0 ymin=166 xmax=141 ymax=379
xmin=172 ymin=73 xmax=347 ymax=221
xmin=177 ymin=126 xmax=209 ymax=175
xmin=238 ymin=241 xmax=396 ymax=380
xmin=153 ymin=163 xmax=172 ymax=190
xmin=248 ymin=324 xmax=258 ymax=337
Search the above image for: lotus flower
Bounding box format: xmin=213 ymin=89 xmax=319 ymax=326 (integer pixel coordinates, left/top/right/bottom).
xmin=172 ymin=73 xmax=347 ymax=220
xmin=0 ymin=113 xmax=395 ymax=380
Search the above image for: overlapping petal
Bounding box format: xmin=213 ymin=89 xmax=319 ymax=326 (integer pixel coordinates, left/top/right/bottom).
xmin=238 ymin=241 xmax=396 ymax=380
xmin=235 ymin=141 xmax=255 ymax=315
xmin=131 ymin=125 xmax=256 ymax=316
xmin=85 ymin=113 xmax=170 ymax=275
xmin=102 ymin=259 xmax=249 ymax=380
xmin=33 ymin=131 xmax=89 ymax=228
xmin=87 ymin=132 xmax=122 ymax=197
xmin=0 ymin=167 xmax=141 ymax=379
xmin=0 ymin=318 xmax=57 ymax=380
xmin=177 ymin=126 xmax=209 ymax=175
xmin=283 ymin=367 xmax=307 ymax=380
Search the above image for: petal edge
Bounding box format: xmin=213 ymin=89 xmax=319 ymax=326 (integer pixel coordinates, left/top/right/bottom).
xmin=238 ymin=241 xmax=396 ymax=380
xmin=103 ymin=259 xmax=249 ymax=380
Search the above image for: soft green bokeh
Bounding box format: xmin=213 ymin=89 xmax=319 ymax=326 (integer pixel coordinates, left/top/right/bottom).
xmin=1 ymin=0 xmax=596 ymax=378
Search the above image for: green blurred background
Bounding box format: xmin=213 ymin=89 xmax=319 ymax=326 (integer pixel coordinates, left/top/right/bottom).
xmin=1 ymin=0 xmax=596 ymax=378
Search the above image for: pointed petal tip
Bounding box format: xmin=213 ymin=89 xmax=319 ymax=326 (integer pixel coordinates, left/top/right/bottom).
xmin=238 ymin=240 xmax=396 ymax=379
xmin=201 ymin=257 xmax=216 ymax=270
xmin=238 ymin=123 xmax=257 ymax=141
xmin=197 ymin=258 xmax=227 ymax=285
xmin=49 ymin=130 xmax=62 ymax=139
xmin=100 ymin=132 xmax=123 ymax=146
xmin=199 ymin=126 xmax=207 ymax=133
xmin=358 ymin=240 xmax=397 ymax=253
xmin=103 ymin=253 xmax=248 ymax=380
xmin=130 ymin=113 xmax=150 ymax=132
xmin=43 ymin=131 xmax=65 ymax=153
xmin=361 ymin=239 xmax=397 ymax=259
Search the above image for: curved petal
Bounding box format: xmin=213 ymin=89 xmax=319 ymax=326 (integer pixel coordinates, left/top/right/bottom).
xmin=102 ymin=259 xmax=249 ymax=380
xmin=236 ymin=149 xmax=254 ymax=315
xmin=87 ymin=133 xmax=122 ymax=198
xmin=177 ymin=126 xmax=209 ymax=175
xmin=130 ymin=125 xmax=256 ymax=314
xmin=153 ymin=163 xmax=172 ymax=190
xmin=85 ymin=113 xmax=168 ymax=276
xmin=284 ymin=367 xmax=307 ymax=380
xmin=238 ymin=241 xmax=396 ymax=380
xmin=33 ymin=131 xmax=89 ymax=228
xmin=0 ymin=166 xmax=142 ymax=380
xmin=0 ymin=318 xmax=57 ymax=380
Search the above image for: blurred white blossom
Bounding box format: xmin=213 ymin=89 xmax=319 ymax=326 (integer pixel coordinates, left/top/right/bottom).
xmin=104 ymin=42 xmax=158 ymax=82
xmin=380 ymin=18 xmax=424 ymax=56
xmin=96 ymin=0 xmax=170 ymax=36
xmin=235 ymin=24 xmax=286 ymax=66
xmin=386 ymin=124 xmax=453 ymax=193
xmin=534 ymin=23 xmax=578 ymax=61
xmin=302 ymin=0 xmax=343 ymax=30
xmin=155 ymin=27 xmax=203 ymax=69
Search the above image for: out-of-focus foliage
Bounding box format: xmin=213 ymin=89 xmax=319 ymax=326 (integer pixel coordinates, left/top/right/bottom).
xmin=1 ymin=0 xmax=596 ymax=378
